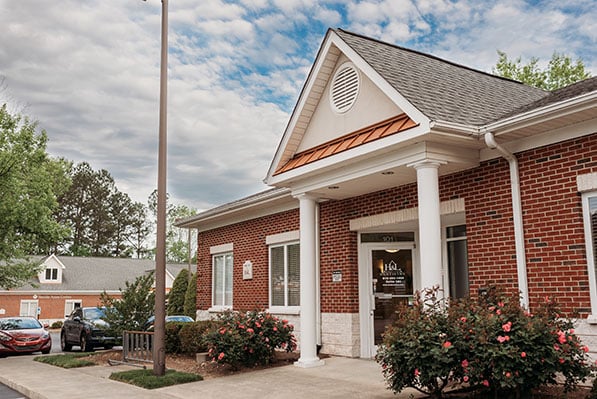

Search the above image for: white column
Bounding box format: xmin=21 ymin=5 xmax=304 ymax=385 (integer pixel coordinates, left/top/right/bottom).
xmin=410 ymin=160 xmax=444 ymax=296
xmin=295 ymin=194 xmax=324 ymax=368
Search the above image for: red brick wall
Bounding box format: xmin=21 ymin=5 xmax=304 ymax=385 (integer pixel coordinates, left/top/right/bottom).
xmin=195 ymin=209 xmax=299 ymax=311
xmin=442 ymin=133 xmax=597 ymax=315
xmin=195 ymin=132 xmax=597 ymax=317
xmin=0 ymin=293 xmax=114 ymax=321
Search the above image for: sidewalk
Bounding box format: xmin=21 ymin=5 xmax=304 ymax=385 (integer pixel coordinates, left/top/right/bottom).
xmin=0 ymin=355 xmax=425 ymax=399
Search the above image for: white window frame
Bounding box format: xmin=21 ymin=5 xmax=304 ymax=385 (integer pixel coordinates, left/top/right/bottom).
xmin=64 ymin=299 xmax=82 ymax=318
xmin=210 ymin=248 xmax=233 ymax=312
xmin=582 ymin=190 xmax=597 ymax=322
xmin=268 ymin=241 xmax=300 ymax=314
xmin=20 ymin=300 xmax=38 ymax=317
xmin=45 ymin=267 xmax=58 ymax=281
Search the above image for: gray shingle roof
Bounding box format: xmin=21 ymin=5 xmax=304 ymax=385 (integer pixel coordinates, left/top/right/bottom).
xmin=500 ymin=76 xmax=597 ymax=119
xmin=8 ymin=256 xmax=194 ymax=292
xmin=335 ymin=29 xmax=549 ymax=126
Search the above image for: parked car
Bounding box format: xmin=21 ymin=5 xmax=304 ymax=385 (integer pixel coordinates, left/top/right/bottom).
xmin=0 ymin=316 xmax=52 ymax=356
xmin=60 ymin=307 xmax=118 ymax=352
xmin=144 ymin=315 xmax=193 ymax=331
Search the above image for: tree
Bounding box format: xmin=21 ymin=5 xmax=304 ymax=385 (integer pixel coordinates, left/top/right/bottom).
xmin=167 ymin=269 xmax=189 ymax=315
xmin=100 ymin=272 xmax=155 ymax=338
xmin=0 ymin=104 xmax=70 ymax=289
xmin=493 ymin=51 xmax=591 ymax=90
xmin=148 ymin=190 xmax=197 ymax=263
xmin=56 ymin=162 xmax=150 ymax=257
xmin=127 ymin=202 xmax=153 ymax=259
xmin=183 ymin=272 xmax=197 ymax=319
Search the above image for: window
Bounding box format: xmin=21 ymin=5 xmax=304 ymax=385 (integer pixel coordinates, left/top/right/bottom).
xmin=20 ymin=300 xmax=38 ymax=317
xmin=447 ymin=225 xmax=469 ymax=299
xmin=270 ymin=242 xmax=300 ymax=308
xmin=583 ymin=192 xmax=597 ymax=317
xmin=212 ymin=253 xmax=233 ymax=308
xmin=45 ymin=268 xmax=58 ymax=280
xmin=64 ymin=300 xmax=82 ymax=317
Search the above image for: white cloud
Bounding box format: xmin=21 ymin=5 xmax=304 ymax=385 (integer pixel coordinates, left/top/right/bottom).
xmin=0 ymin=0 xmax=594 ymax=213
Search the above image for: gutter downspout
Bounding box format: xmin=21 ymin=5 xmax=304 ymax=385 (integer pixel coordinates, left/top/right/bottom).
xmin=484 ymin=132 xmax=529 ymax=309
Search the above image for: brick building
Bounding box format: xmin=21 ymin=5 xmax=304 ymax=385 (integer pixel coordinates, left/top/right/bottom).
xmin=177 ymin=29 xmax=597 ymax=366
xmin=0 ymin=254 xmax=193 ymax=325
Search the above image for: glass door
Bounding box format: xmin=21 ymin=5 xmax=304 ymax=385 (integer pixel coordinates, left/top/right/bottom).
xmin=371 ymin=248 xmax=413 ymax=345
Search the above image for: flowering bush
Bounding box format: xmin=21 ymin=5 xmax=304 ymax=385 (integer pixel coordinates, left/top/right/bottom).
xmin=204 ymin=310 xmax=297 ymax=369
xmin=376 ymin=287 xmax=594 ymax=398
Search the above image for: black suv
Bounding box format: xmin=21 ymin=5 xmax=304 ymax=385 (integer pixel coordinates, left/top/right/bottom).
xmin=60 ymin=307 xmax=118 ymax=352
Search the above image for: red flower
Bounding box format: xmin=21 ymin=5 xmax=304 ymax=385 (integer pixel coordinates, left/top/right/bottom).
xmin=247 ymin=328 xmax=254 ymax=334
xmin=443 ymin=341 xmax=452 ymax=348
xmin=414 ymin=368 xmax=420 ymax=376
xmin=218 ymin=352 xmax=225 ymax=361
xmin=502 ymin=321 xmax=512 ymax=332
xmin=461 ymin=359 xmax=469 ymax=368
xmin=483 ymin=380 xmax=490 ymax=387
xmin=521 ymin=352 xmax=527 ymax=358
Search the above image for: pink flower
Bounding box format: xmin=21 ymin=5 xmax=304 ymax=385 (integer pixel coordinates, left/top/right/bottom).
xmin=218 ymin=352 xmax=225 ymax=361
xmin=497 ymin=335 xmax=510 ymax=343
xmin=443 ymin=341 xmax=452 ymax=348
xmin=460 ymin=317 xmax=467 ymax=323
xmin=502 ymin=321 xmax=512 ymax=332
xmin=482 ymin=380 xmax=490 ymax=387
xmin=239 ymin=324 xmax=245 ymax=329
xmin=559 ymin=358 xmax=565 ymax=364
xmin=554 ymin=344 xmax=560 ymax=351
xmin=255 ymin=322 xmax=261 ymax=328
xmin=521 ymin=352 xmax=527 ymax=358
xmin=273 ymin=327 xmax=278 ymax=332
xmin=498 ymin=301 xmax=505 ymax=307
xmin=414 ymin=369 xmax=420 ymax=377
xmin=569 ymin=329 xmax=575 ymax=334
xmin=461 ymin=359 xmax=469 ymax=368
xmin=505 ymin=372 xmax=511 ymax=378
xmin=583 ymin=346 xmax=589 ymax=353
xmin=496 ymin=309 xmax=502 ymax=315
xmin=247 ymin=328 xmax=254 ymax=334
xmin=463 ymin=376 xmax=469 ymax=382
xmin=219 ymin=328 xmax=226 ymax=335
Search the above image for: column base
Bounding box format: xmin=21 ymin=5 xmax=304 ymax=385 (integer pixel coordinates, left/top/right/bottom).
xmin=294 ymin=357 xmax=325 ymax=368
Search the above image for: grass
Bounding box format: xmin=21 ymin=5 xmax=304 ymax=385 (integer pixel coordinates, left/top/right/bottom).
xmin=34 ymin=353 xmax=96 ymax=368
xmin=109 ymin=368 xmax=203 ymax=389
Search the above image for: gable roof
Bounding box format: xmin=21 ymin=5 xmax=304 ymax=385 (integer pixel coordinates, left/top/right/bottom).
xmin=334 ymin=29 xmax=548 ymax=126
xmin=4 ymin=256 xmax=194 ymax=292
xmin=275 ymin=114 xmax=418 ymax=175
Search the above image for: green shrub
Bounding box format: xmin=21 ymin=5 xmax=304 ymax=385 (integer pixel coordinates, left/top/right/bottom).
xmin=50 ymin=320 xmax=63 ymax=329
xmin=179 ymin=320 xmax=219 ymax=355
xmin=204 ymin=310 xmax=297 ymax=369
xmin=376 ymin=287 xmax=594 ymax=398
xmin=164 ymin=322 xmax=187 ymax=354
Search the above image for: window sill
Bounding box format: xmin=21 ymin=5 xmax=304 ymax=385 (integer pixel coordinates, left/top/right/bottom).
xmin=267 ymin=306 xmax=300 ymax=316
xmin=208 ymin=306 xmax=232 ymax=313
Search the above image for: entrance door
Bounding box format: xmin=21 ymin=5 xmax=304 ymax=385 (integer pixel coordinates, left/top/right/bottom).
xmin=371 ymin=247 xmax=414 ymax=346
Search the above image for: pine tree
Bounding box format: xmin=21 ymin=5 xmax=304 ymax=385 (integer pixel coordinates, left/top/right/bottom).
xmin=183 ymin=272 xmax=197 ymax=320
xmin=167 ymin=269 xmax=190 ymax=315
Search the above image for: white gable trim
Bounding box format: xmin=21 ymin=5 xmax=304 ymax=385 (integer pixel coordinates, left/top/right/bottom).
xmin=265 ymin=29 xmax=431 ymax=185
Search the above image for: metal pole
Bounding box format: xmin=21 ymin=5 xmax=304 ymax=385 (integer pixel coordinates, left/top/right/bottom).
xmin=153 ymin=0 xmax=168 ymax=376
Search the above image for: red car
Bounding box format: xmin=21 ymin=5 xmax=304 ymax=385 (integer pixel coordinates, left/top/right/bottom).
xmin=0 ymin=317 xmax=52 ymax=356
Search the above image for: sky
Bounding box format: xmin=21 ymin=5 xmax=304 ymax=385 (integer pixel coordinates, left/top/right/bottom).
xmin=0 ymin=0 xmax=595 ymax=212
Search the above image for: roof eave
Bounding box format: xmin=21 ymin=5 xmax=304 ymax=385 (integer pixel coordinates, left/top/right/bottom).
xmin=483 ymin=90 xmax=597 ymax=136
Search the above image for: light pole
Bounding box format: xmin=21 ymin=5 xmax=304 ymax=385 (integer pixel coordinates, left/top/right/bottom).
xmin=150 ymin=0 xmax=168 ymax=377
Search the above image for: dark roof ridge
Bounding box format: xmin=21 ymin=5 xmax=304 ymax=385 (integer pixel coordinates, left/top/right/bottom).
xmin=334 ymin=28 xmax=544 ymax=92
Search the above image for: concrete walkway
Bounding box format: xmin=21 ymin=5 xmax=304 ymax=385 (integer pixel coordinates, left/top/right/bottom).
xmin=0 ymin=355 xmax=425 ymax=399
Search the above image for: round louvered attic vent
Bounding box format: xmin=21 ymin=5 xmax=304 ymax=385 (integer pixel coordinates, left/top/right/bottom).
xmin=329 ymin=63 xmax=360 ymax=113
